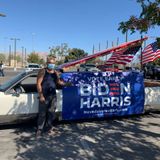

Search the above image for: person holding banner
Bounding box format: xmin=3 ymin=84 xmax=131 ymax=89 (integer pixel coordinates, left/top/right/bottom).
xmin=36 ymin=56 xmax=65 ymax=137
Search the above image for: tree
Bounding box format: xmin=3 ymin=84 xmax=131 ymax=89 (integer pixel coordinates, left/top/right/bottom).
xmin=118 ymin=0 xmax=160 ymax=34
xmin=16 ymin=55 xmax=21 ymax=63
xmin=27 ymin=53 xmax=42 ymax=64
xmin=152 ymin=58 xmax=160 ymax=66
xmin=118 ymin=0 xmax=160 ymax=66
xmin=64 ymin=48 xmax=88 ymax=62
xmin=39 ymin=58 xmax=45 ymax=65
xmin=49 ymin=43 xmax=69 ymax=60
xmin=0 ymin=53 xmax=6 ymax=62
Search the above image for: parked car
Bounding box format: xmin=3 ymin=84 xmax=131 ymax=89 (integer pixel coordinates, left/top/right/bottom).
xmin=0 ymin=70 xmax=159 ymax=125
xmin=97 ymin=65 xmax=120 ymax=72
xmin=79 ymin=64 xmax=100 ymax=72
xmin=144 ymin=64 xmax=160 ymax=80
xmin=0 ymin=71 xmax=62 ymax=125
xmin=25 ymin=63 xmax=41 ymax=71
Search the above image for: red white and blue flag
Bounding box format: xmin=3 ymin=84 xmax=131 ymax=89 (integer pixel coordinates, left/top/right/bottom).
xmin=105 ymin=45 xmax=141 ymax=66
xmin=142 ymin=42 xmax=160 ymax=64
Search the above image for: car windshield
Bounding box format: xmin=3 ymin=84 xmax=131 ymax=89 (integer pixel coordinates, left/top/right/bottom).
xmin=0 ymin=71 xmax=27 ymax=91
xmin=80 ymin=64 xmax=96 ymax=68
xmin=85 ymin=64 xmax=96 ymax=67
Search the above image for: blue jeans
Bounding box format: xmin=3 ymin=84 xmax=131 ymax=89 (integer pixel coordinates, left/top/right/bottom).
xmin=0 ymin=69 xmax=4 ymax=77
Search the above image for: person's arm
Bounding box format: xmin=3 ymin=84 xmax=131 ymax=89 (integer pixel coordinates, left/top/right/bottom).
xmin=55 ymin=71 xmax=72 ymax=87
xmin=37 ymin=69 xmax=45 ymax=102
xmin=55 ymin=70 xmax=65 ymax=86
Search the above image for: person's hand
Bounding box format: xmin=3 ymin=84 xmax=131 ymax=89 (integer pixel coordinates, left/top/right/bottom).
xmin=65 ymin=81 xmax=73 ymax=87
xmin=39 ymin=95 xmax=45 ymax=102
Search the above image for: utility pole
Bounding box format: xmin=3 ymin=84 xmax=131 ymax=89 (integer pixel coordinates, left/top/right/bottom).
xmin=21 ymin=46 xmax=24 ymax=67
xmin=117 ymin=37 xmax=119 ymax=46
xmin=106 ymin=41 xmax=108 ymax=49
xmin=9 ymin=45 xmax=11 ymax=66
xmin=99 ymin=43 xmax=101 ymax=51
xmin=92 ymin=44 xmax=95 ymax=54
xmin=25 ymin=48 xmax=27 ymax=66
xmin=32 ymin=33 xmax=35 ymax=53
xmin=10 ymin=38 xmax=20 ymax=71
xmin=112 ymin=41 xmax=114 ymax=47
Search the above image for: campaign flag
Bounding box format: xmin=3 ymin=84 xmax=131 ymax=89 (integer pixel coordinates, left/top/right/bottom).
xmin=62 ymin=72 xmax=145 ymax=120
xmin=142 ymin=42 xmax=160 ymax=64
xmin=105 ymin=45 xmax=141 ymax=66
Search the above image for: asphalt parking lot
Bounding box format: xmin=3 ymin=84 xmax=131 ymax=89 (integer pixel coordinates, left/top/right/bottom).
xmin=0 ymin=114 xmax=160 ymax=160
xmin=0 ymin=68 xmax=160 ymax=160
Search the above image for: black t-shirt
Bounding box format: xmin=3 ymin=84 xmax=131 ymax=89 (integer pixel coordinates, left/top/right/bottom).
xmin=42 ymin=70 xmax=58 ymax=98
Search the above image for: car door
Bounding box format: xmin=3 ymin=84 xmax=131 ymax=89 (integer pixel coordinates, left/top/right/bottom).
xmin=0 ymin=75 xmax=38 ymax=116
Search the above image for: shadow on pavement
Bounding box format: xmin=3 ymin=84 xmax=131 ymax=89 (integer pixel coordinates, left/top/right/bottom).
xmin=1 ymin=113 xmax=158 ymax=160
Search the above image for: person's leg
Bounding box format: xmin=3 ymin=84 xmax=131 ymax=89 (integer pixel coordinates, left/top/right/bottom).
xmin=47 ymin=96 xmax=57 ymax=130
xmin=37 ymin=101 xmax=47 ymax=134
xmin=2 ymin=69 xmax=4 ymax=77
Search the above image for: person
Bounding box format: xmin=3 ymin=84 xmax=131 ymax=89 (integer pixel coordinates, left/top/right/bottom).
xmin=0 ymin=61 xmax=4 ymax=77
xmin=36 ymin=56 xmax=65 ymax=137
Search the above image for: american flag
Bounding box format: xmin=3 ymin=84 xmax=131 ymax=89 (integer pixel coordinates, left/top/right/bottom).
xmin=105 ymin=45 xmax=141 ymax=66
xmin=142 ymin=42 xmax=160 ymax=64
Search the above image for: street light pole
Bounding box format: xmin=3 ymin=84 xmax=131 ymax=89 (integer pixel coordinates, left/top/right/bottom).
xmin=32 ymin=33 xmax=35 ymax=53
xmin=24 ymin=48 xmax=27 ymax=65
xmin=21 ymin=46 xmax=24 ymax=67
xmin=9 ymin=45 xmax=11 ymax=66
xmin=10 ymin=38 xmax=20 ymax=71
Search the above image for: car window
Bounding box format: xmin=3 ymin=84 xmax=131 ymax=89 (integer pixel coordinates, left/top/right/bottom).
xmin=21 ymin=76 xmax=37 ymax=85
xmin=20 ymin=75 xmax=37 ymax=93
xmin=85 ymin=64 xmax=96 ymax=68
xmin=28 ymin=64 xmax=40 ymax=68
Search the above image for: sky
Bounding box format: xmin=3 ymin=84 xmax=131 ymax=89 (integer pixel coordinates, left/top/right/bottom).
xmin=0 ymin=0 xmax=160 ymax=55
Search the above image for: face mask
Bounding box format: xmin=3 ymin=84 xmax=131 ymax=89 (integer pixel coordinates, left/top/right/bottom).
xmin=47 ymin=63 xmax=55 ymax=70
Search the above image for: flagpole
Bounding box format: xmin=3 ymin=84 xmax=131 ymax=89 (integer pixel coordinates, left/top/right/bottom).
xmin=140 ymin=35 xmax=143 ymax=71
xmin=92 ymin=44 xmax=95 ymax=54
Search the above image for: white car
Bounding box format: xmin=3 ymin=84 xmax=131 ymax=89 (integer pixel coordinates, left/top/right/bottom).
xmin=0 ymin=71 xmax=159 ymax=125
xmin=0 ymin=71 xmax=62 ymax=125
xmin=25 ymin=63 xmax=41 ymax=72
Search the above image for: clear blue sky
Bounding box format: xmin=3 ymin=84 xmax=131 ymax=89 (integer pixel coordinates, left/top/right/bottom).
xmin=0 ymin=0 xmax=160 ymax=55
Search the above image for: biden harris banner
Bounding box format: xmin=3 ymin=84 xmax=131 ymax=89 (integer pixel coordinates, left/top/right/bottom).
xmin=61 ymin=71 xmax=145 ymax=120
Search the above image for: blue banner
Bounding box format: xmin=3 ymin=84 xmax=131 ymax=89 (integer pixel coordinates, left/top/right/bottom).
xmin=61 ymin=71 xmax=145 ymax=120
